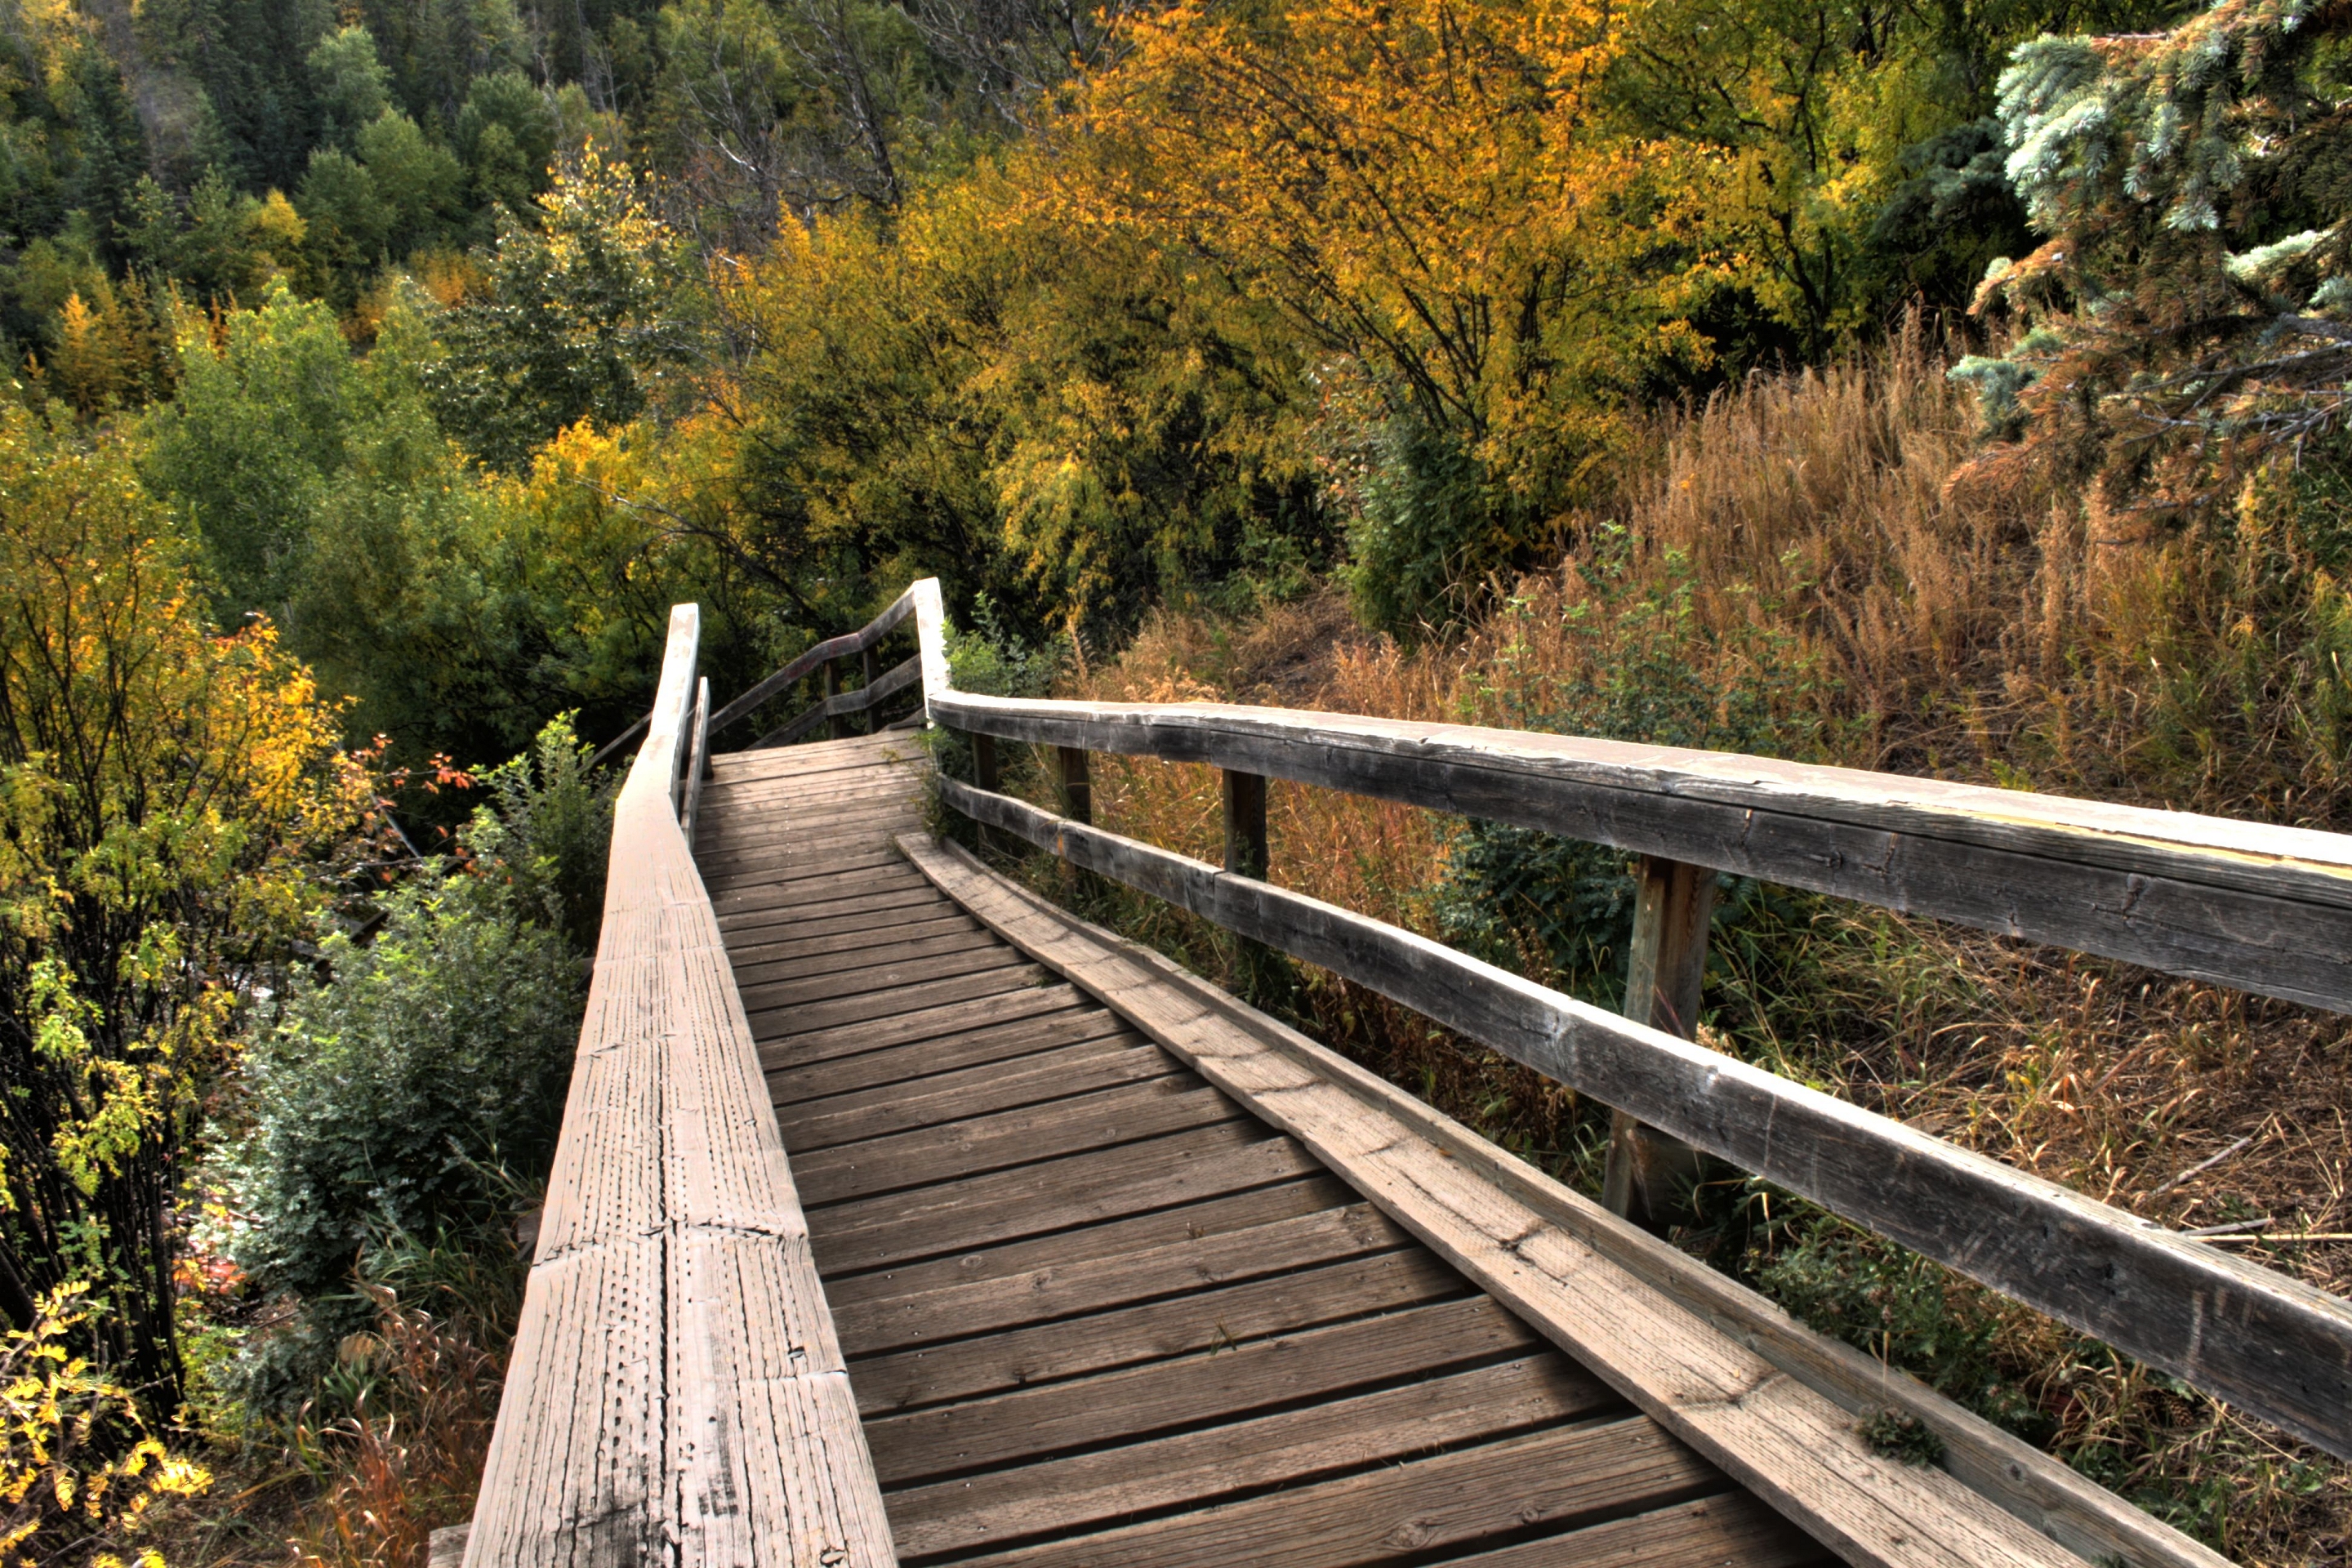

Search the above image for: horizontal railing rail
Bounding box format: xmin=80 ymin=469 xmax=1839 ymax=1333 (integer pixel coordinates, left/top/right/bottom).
xmin=707 ymin=586 xmax=927 ymax=749
xmin=809 ymin=577 xmax=2352 ymax=1466
xmin=467 ymin=605 xmax=894 ymax=1568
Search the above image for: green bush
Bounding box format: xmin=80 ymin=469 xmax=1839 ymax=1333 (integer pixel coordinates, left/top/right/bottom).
xmin=225 ymin=868 xmax=582 ymax=1311
xmin=461 ymin=714 xmax=621 ymax=954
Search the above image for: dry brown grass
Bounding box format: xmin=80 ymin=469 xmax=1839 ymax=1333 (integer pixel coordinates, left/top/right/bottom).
xmin=1027 ymin=328 xmax=2352 ymax=1566
xmin=145 ymin=1264 xmax=515 ymax=1568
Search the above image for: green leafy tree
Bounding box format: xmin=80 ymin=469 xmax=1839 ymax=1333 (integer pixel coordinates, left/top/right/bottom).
xmin=425 ymin=152 xmax=693 ymax=470
xmin=144 ymin=284 xmax=359 ymax=617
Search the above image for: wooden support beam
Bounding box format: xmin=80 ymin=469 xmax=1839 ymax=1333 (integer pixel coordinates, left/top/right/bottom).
xmin=681 ymin=676 xmax=711 ymax=845
xmin=973 ymin=733 xmax=1001 ymax=857
xmin=862 ymin=644 xmax=881 ymax=736
xmin=1223 ymin=769 xmax=1293 ymax=1009
xmin=1602 ymin=855 xmax=1715 ymax=1230
xmin=824 ymin=658 xmax=853 ymax=740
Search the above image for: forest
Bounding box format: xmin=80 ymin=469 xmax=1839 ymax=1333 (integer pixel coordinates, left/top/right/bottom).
xmin=2 ymin=0 xmax=2350 ymax=1559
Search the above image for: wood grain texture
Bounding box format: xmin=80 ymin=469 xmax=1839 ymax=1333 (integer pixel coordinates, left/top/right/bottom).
xmin=930 ymin=688 xmax=2352 ymax=1014
xmin=466 ymin=605 xmax=894 ymax=1568
xmin=952 ymin=1418 xmax=1725 ymax=1568
xmin=902 ymin=830 xmax=2230 ymax=1568
xmin=858 ymin=1293 xmax=1544 ymax=1484
xmin=935 ymin=780 xmax=2352 ymax=1463
xmin=884 ymin=1354 xmax=1620 ymax=1559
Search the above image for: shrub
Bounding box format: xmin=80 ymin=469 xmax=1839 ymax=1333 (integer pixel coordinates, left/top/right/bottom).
xmin=458 ymin=715 xmax=619 ymax=954
xmin=225 ymin=871 xmax=581 ymax=1324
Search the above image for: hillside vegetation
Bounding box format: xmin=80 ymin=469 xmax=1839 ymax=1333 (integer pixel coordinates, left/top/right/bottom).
xmin=2 ymin=0 xmax=2350 ymax=1561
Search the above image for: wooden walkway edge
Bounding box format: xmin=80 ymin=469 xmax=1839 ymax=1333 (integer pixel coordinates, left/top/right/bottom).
xmin=465 ymin=609 xmax=894 ymax=1568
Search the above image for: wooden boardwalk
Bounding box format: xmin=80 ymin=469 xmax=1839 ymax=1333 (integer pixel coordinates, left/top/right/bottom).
xmin=694 ymin=732 xmax=1829 ymax=1568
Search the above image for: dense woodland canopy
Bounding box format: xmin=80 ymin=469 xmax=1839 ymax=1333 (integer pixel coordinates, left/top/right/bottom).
xmin=6 ymin=0 xmax=2352 ymax=1558
xmin=8 ymin=0 xmax=2291 ymax=767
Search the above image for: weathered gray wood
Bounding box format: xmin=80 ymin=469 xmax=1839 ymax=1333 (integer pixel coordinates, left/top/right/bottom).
xmin=833 ymin=1201 xmax=1408 ymax=1356
xmin=465 ymin=604 xmax=894 ymax=1568
xmin=860 ymin=1293 xmax=1542 ymax=1483
xmin=765 ymin=1004 xmax=1120 ymax=1103
xmin=733 ymin=942 xmax=1024 ymax=1010
xmin=742 ymin=961 xmax=1049 ymax=1036
xmin=928 ymin=785 xmax=2352 ymax=1463
xmin=887 ymin=1354 xmax=1619 ymax=1560
xmin=1602 ymin=854 xmax=1715 ymax=1229
xmin=1446 ymin=1494 xmax=1829 ymax=1567
xmin=730 ymin=932 xmax=1012 ymax=997
xmin=777 ymin=1034 xmax=1175 ymax=1149
xmin=820 ymin=1176 xmax=1350 ymax=1310
xmin=952 ymin=1417 xmax=1726 ymax=1568
xmin=808 ymin=1124 xmax=1320 ymax=1274
xmin=845 ymin=1250 xmax=1463 ymax=1414
xmin=902 ymin=831 xmax=2231 ymax=1568
xmin=861 ymin=642 xmax=880 ymax=736
xmin=758 ymin=982 xmax=1093 ymax=1071
xmin=787 ymin=1076 xmax=1243 ymax=1205
xmin=751 ymin=656 xmax=924 ymax=751
xmin=680 ymin=675 xmax=710 ymax=844
xmin=930 ymin=688 xmax=2352 ymax=1015
xmin=1056 ymin=744 xmax=1091 ymax=824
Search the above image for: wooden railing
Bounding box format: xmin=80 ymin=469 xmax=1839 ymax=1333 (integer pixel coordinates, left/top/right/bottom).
xmin=715 ymin=578 xmax=2352 ymax=1468
xmin=466 ymin=605 xmax=894 ymax=1568
xmin=702 ymin=586 xmax=933 ymax=751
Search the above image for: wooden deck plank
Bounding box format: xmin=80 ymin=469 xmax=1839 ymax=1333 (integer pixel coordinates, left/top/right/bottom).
xmin=820 ymin=1177 xmax=1354 ymax=1308
xmin=758 ymin=983 xmax=1095 ymax=1069
xmin=730 ymin=915 xmax=989 ymax=970
xmin=846 ymin=1250 xmax=1465 ymax=1414
xmin=777 ymin=1035 xmax=1175 ymax=1149
xmin=834 ymin=1202 xmax=1410 ymax=1354
xmin=734 ymin=941 xmax=1027 ymax=1008
xmin=768 ymin=1007 xmax=1125 ymax=1103
xmin=808 ymin=1125 xmax=1322 ymax=1273
xmin=789 ymin=1077 xmax=1246 ymax=1205
xmin=884 ymin=1355 xmax=1619 ymax=1560
xmin=742 ymin=960 xmax=1049 ymax=1033
xmin=949 ymin=1418 xmax=1722 ymax=1568
xmin=860 ymin=1294 xmax=1544 ymax=1483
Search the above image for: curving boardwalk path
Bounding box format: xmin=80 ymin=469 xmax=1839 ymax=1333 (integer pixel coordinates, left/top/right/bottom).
xmin=693 ymin=732 xmax=1826 ymax=1568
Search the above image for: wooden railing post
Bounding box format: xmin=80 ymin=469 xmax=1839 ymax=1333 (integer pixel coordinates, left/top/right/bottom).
xmin=861 ymin=643 xmax=881 ymax=734
xmin=1601 ymin=855 xmax=1716 ymax=1231
xmin=1222 ymin=769 xmax=1294 ymax=1010
xmin=1056 ymin=746 xmax=1091 ymax=824
xmin=1221 ymin=768 xmax=1266 ymax=877
xmin=972 ymin=732 xmax=1002 ymax=856
xmin=823 ymin=657 xmax=852 ymax=740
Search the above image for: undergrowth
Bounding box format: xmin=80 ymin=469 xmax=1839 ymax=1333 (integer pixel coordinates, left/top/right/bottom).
xmin=966 ymin=331 xmax=2352 ymax=1566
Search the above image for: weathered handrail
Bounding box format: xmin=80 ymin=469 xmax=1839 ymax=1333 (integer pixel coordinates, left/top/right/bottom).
xmin=466 ymin=605 xmax=894 ymax=1568
xmin=851 ymin=578 xmax=2352 ymax=1463
xmin=706 ymin=587 xmax=924 ymax=744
